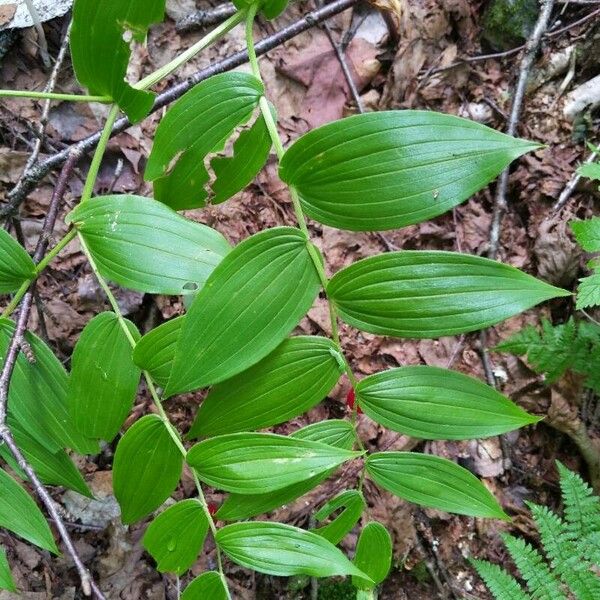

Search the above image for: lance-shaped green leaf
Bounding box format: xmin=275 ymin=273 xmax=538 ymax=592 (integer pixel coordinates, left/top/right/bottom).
xmin=356 ymin=366 xmax=539 ymax=439
xmin=188 ymin=432 xmax=359 ymax=495
xmin=69 ymin=312 xmax=141 ymax=442
xmin=166 ymin=227 xmax=320 ymax=396
xmin=0 ymin=319 xmax=99 ymax=455
xmin=145 ymin=73 xmax=264 ymax=209
xmin=211 ymin=112 xmax=272 ymax=204
xmin=312 ymin=490 xmax=366 ymax=545
xmin=67 ymin=195 xmax=230 ymax=295
xmin=181 ymin=572 xmax=230 ymax=600
xmin=352 ymin=522 xmax=392 ymax=590
xmin=366 ymin=452 xmax=507 ymax=519
xmin=113 ymin=415 xmax=183 ymax=524
xmin=0 ymin=229 xmax=35 ymax=293
xmin=216 ymin=522 xmax=371 ymax=580
xmin=0 ymin=547 xmax=15 ymax=592
xmin=216 ymin=421 xmax=356 ymax=520
xmin=188 ymin=336 xmax=341 ymax=438
xmin=143 ymin=499 xmax=209 ymax=575
xmin=1 ymin=424 xmax=91 ymax=497
xmin=0 ymin=468 xmax=57 ymax=553
xmin=133 ymin=316 xmax=184 ymax=387
xmin=328 ymin=251 xmax=570 ymax=338
xmin=70 ymin=0 xmax=164 ymax=122
xmin=279 ymin=110 xmax=539 ymax=231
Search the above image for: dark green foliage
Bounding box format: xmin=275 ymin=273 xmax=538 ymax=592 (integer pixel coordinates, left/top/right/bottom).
xmin=472 ymin=464 xmax=600 ymax=600
xmin=496 ymin=318 xmax=600 ymax=392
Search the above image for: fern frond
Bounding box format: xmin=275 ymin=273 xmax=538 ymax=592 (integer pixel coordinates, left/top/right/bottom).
xmin=501 ymin=534 xmax=567 ymax=600
xmin=557 ymin=462 xmax=600 ymax=542
xmin=471 ymin=559 xmax=531 ymax=600
xmin=529 ymin=502 xmax=600 ymax=600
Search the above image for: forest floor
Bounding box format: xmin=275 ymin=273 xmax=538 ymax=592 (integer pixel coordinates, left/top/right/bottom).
xmin=0 ymin=0 xmax=599 ymax=598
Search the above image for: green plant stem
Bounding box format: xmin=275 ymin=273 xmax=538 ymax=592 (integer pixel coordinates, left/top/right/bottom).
xmin=135 ymin=10 xmax=247 ymax=90
xmin=0 ymin=90 xmax=111 ymax=102
xmin=245 ymin=9 xmax=362 ymax=440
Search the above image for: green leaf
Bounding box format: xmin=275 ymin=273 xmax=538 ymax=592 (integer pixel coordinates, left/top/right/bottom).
xmin=166 ymin=227 xmax=320 ymax=396
xmin=188 ymin=336 xmax=341 ymax=438
xmin=356 ymin=366 xmax=539 ymax=439
xmin=1 ymin=424 xmax=91 ymax=497
xmin=113 ymin=415 xmax=183 ymax=524
xmin=0 ymin=468 xmax=57 ymax=553
xmin=67 ymin=195 xmax=230 ymax=295
xmin=132 ymin=316 xmax=184 ymax=387
xmin=290 ymin=419 xmax=357 ymax=448
xmin=576 ymin=274 xmax=600 ymax=309
xmin=572 ymin=218 xmax=600 ymax=252
xmin=0 ymin=230 xmax=35 ymax=293
xmin=187 ymin=432 xmax=359 ymax=495
xmin=279 ymin=110 xmax=538 ymax=231
xmin=328 ymin=251 xmax=569 ymax=338
xmin=312 ymin=490 xmax=366 ymax=544
xmin=143 ymin=499 xmax=208 ymax=575
xmin=366 ymin=452 xmax=507 ymax=519
xmin=215 ymin=422 xmax=356 ymax=520
xmin=233 ymin=0 xmax=289 ymax=19
xmin=216 ymin=522 xmax=371 ymax=579
xmin=0 ymin=319 xmax=99 ymax=455
xmin=69 ymin=312 xmax=141 ymax=442
xmin=352 ymin=522 xmax=392 ymax=590
xmin=181 ymin=572 xmax=230 ymax=600
xmin=145 ymin=72 xmax=264 ymax=209
xmin=578 ymin=162 xmax=600 ymax=181
xmin=211 ymin=112 xmax=272 ymax=204
xmin=70 ymin=0 xmax=164 ymax=122
xmin=0 ymin=547 xmax=15 ymax=592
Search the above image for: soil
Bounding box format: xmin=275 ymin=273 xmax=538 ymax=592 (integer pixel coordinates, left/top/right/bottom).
xmin=0 ymin=0 xmax=599 ymax=599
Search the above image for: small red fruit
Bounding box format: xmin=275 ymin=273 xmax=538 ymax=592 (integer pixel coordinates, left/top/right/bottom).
xmin=207 ymin=502 xmax=219 ymax=517
xmin=346 ymin=388 xmax=362 ymax=414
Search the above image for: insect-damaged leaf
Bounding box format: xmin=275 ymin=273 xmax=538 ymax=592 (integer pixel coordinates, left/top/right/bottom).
xmin=279 ymin=110 xmax=539 ymax=231
xmin=366 ymin=452 xmax=507 ymax=519
xmin=188 ymin=432 xmax=359 ymax=495
xmin=328 ymin=251 xmax=570 ymax=338
xmin=188 ymin=336 xmax=341 ymax=437
xmin=113 ymin=415 xmax=183 ymax=524
xmin=166 ymin=227 xmax=320 ymax=396
xmin=145 ymin=73 xmax=264 ymax=209
xmin=0 ymin=229 xmax=35 ymax=293
xmin=69 ymin=312 xmax=141 ymax=442
xmin=0 ymin=319 xmax=99 ymax=455
xmin=216 ymin=522 xmax=370 ymax=580
xmin=0 ymin=468 xmax=57 ymax=553
xmin=70 ymin=0 xmax=165 ymax=122
xmin=312 ymin=490 xmax=365 ymax=545
xmin=356 ymin=365 xmax=539 ymax=440
xmin=143 ymin=499 xmax=209 ymax=575
xmin=67 ymin=195 xmax=230 ymax=295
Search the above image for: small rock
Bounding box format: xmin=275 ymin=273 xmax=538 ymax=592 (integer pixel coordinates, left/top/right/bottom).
xmin=62 ymin=471 xmax=120 ymax=528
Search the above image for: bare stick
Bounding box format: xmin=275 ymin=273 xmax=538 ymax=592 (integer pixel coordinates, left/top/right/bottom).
xmin=488 ymin=0 xmax=555 ymax=260
xmin=0 ymin=0 xmax=358 ymax=219
xmin=0 ymin=150 xmax=105 ymax=599
xmin=176 ymin=3 xmax=238 ymax=33
xmin=553 ymin=149 xmax=599 ymax=212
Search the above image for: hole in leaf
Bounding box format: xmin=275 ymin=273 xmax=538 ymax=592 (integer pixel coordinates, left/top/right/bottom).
xmin=183 ymin=282 xmax=199 ymax=292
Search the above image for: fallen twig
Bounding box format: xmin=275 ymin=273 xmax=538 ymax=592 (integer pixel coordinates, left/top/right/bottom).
xmin=553 ymin=148 xmax=599 ymax=211
xmin=176 ymin=2 xmax=238 ymax=33
xmin=488 ymin=0 xmax=556 ymax=260
xmin=1 ymin=0 xmax=358 ymax=219
xmin=0 ymin=150 xmax=105 ymax=599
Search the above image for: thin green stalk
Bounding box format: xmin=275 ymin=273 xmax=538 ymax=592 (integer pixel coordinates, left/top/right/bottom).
xmin=135 ymin=10 xmax=247 ymax=90
xmin=0 ymin=90 xmax=111 ymax=103
xmin=80 ymin=104 xmax=120 ymax=203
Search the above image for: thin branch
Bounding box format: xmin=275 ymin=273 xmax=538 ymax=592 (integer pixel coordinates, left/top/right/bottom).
xmin=553 ymin=148 xmax=599 ymax=212
xmin=0 ymin=0 xmax=358 ymax=219
xmin=0 ymin=150 xmax=105 ymax=599
xmin=488 ymin=0 xmax=555 ymax=260
xmin=176 ymin=2 xmax=238 ymax=33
